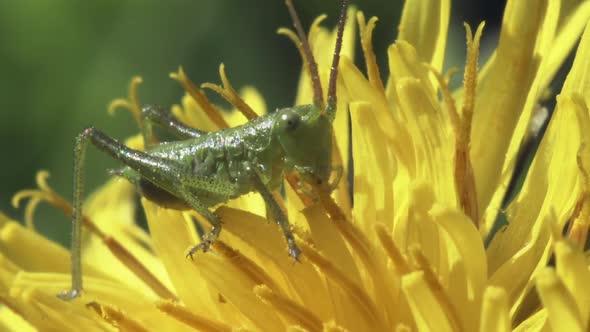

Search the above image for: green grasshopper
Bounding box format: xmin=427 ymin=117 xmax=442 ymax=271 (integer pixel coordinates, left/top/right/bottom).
xmin=58 ymin=0 xmax=349 ymax=300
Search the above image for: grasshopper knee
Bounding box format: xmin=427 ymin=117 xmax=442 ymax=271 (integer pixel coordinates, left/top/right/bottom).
xmin=141 ymin=104 xmax=162 ymax=115
xmin=77 ymin=126 xmax=123 ymax=158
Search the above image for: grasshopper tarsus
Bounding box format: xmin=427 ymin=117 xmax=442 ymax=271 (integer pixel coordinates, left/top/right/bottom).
xmin=185 ymin=242 xmax=208 ymax=260
xmin=56 ymin=288 xmax=81 ymax=301
xmin=288 ymin=244 xmax=302 ymax=263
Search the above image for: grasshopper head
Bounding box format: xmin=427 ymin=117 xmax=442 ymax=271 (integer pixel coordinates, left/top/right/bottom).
xmin=276 ymin=0 xmax=349 ymax=188
xmin=274 ymin=105 xmax=332 ymax=185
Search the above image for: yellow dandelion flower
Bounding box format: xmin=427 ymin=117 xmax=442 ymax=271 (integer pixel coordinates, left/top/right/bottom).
xmin=3 ymin=0 xmax=590 ymax=331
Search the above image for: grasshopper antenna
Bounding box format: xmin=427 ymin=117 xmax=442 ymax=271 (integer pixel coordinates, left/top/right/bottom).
xmin=326 ymin=0 xmax=349 ymax=120
xmin=285 ymin=0 xmax=324 ymax=109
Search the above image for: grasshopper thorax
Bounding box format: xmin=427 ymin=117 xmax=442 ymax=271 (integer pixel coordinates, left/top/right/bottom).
xmin=273 ymin=105 xmax=332 ymax=185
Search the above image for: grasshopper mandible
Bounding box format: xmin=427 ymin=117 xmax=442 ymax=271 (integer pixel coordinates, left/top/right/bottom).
xmin=58 ymin=0 xmax=349 ymax=300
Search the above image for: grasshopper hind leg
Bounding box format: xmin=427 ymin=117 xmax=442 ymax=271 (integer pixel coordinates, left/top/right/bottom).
xmin=60 ymin=126 xmax=195 ymax=300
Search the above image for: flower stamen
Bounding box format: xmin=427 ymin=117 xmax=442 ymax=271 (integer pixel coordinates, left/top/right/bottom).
xmin=278 ymin=14 xmax=328 ymax=94
xmin=374 ymin=223 xmax=411 ymax=275
xmin=87 ymin=301 xmax=150 ymax=332
xmin=157 ymin=300 xmax=233 ymax=332
xmin=308 ymin=15 xmax=327 ymax=47
xmin=170 ymin=67 xmax=229 ymax=129
xmin=410 ymin=247 xmax=463 ymax=332
xmin=314 ymin=184 xmax=373 ymax=264
xmin=429 ymin=67 xmax=460 ymax=137
xmin=286 ymin=173 xmax=315 ymax=207
xmin=254 ymin=284 xmax=323 ymax=332
xmin=277 ymin=28 xmax=307 ymax=65
xmin=107 ymin=76 xmax=143 ymax=128
xmin=277 ymin=14 xmax=328 ymax=100
xmin=201 ymin=64 xmax=258 ymax=120
xmin=298 ymin=241 xmax=386 ymax=331
xmin=22 ymin=197 xmax=41 ymax=231
xmin=456 ymin=22 xmax=485 ymax=225
xmin=213 ymin=241 xmax=282 ymax=294
xmin=357 ymin=12 xmax=385 ymax=95
xmin=314 ymin=184 xmax=397 ymax=322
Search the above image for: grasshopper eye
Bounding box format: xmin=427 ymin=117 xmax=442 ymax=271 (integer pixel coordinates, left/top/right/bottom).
xmin=278 ymin=111 xmax=301 ymax=132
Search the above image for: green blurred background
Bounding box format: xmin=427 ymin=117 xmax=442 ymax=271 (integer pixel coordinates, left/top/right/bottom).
xmin=0 ymin=0 xmax=505 ymax=245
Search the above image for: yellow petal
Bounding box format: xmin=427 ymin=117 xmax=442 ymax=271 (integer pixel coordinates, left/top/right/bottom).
xmin=216 ymin=207 xmax=334 ymax=321
xmin=386 ymin=40 xmax=438 ymax=110
xmin=313 ymin=190 xmax=399 ymax=325
xmin=176 ymin=93 xmax=224 ymax=132
xmin=0 ymin=305 xmax=36 ymax=332
xmin=341 ymin=56 xmax=395 ymax=141
xmin=536 ymin=268 xmax=585 ymax=332
xmin=141 ymin=201 xmax=223 ymax=320
xmin=554 ymin=241 xmax=590 ymax=324
xmin=513 ymin=308 xmax=548 ymax=332
xmin=539 ymin=0 xmax=590 ymax=91
xmin=431 ymin=206 xmax=487 ymax=331
xmin=144 ymin=203 xmax=280 ymax=329
xmin=470 ymin=0 xmax=549 ymax=217
xmin=295 ymin=7 xmax=356 ymax=107
xmin=303 ymin=204 xmax=361 ymax=285
xmin=226 ymin=192 xmax=266 ymax=218
xmin=481 ymin=0 xmax=563 ymax=233
xmin=83 ymin=178 xmax=174 ymax=297
xmin=487 ymin=220 xmax=551 ymax=314
xmin=401 ymin=271 xmax=454 ymax=332
xmin=398 ymin=0 xmax=450 ymax=75
xmin=479 ymin=286 xmax=510 ymax=332
xmin=561 ymin=22 xmax=590 ymax=103
xmin=191 ymin=252 xmax=285 ymax=331
xmin=395 ymin=77 xmax=456 ymax=208
xmin=223 ymin=86 xmax=267 ymax=127
xmin=487 ymin=95 xmax=584 ymax=309
xmin=393 ymin=184 xmax=441 ymax=270
xmin=349 ymin=101 xmax=395 ymax=232
xmin=298 ymin=241 xmax=386 ymax=331
xmin=7 ymin=272 xmax=192 ymax=332
xmin=0 ymin=221 xmax=106 ymax=279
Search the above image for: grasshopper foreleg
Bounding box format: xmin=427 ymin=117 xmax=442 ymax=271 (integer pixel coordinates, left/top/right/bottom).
xmin=244 ymin=162 xmax=301 ymax=261
xmin=140 ymin=105 xmax=205 ymax=149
